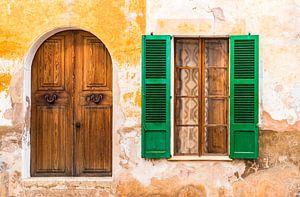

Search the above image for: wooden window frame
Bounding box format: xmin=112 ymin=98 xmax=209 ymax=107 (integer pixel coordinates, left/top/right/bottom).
xmin=173 ymin=37 xmax=229 ymax=157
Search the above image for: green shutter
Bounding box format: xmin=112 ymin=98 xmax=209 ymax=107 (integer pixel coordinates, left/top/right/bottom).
xmin=141 ymin=35 xmax=171 ymax=158
xmin=230 ymin=35 xmax=259 ymax=159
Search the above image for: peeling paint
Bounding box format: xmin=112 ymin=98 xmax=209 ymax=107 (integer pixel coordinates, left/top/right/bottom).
xmin=0 ymin=0 xmax=145 ymax=65
xmin=0 ymin=0 xmax=299 ymax=196
xmin=261 ymin=111 xmax=300 ymax=132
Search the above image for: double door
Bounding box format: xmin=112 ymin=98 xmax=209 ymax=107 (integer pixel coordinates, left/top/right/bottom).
xmin=31 ymin=30 xmax=112 ymax=176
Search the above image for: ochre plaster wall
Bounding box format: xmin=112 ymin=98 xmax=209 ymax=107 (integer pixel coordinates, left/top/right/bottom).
xmin=0 ymin=0 xmax=299 ymax=196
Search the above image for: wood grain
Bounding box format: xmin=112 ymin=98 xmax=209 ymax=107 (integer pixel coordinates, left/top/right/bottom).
xmin=204 ymin=39 xmax=229 ymax=154
xmin=31 ymin=31 xmax=73 ymax=176
xmin=74 ymin=31 xmax=112 ymax=176
xmin=31 ymin=30 xmax=112 ymax=177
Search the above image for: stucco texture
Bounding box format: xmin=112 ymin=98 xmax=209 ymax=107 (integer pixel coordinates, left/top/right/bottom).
xmin=0 ymin=0 xmax=299 ymax=196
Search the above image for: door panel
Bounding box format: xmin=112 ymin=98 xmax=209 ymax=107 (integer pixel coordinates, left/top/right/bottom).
xmin=38 ymin=35 xmax=65 ymax=90
xmin=80 ymin=107 xmax=112 ymax=173
xmin=31 ymin=30 xmax=112 ymax=177
xmin=31 ymin=31 xmax=73 ymax=176
xmin=35 ymin=106 xmax=67 ymax=173
xmin=74 ymin=31 xmax=112 ymax=176
xmin=82 ymin=37 xmax=111 ymax=90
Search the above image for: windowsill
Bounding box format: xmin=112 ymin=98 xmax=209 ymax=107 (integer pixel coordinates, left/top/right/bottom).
xmin=168 ymin=155 xmax=232 ymax=161
xmin=22 ymin=177 xmax=113 ymax=188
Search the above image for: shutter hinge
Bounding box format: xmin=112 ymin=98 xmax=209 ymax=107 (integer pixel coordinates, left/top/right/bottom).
xmin=170 ymin=96 xmax=172 ymax=99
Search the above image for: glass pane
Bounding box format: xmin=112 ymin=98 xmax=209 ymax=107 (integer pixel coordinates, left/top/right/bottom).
xmin=204 ymin=98 xmax=227 ymax=125
xmin=204 ymin=39 xmax=228 ymax=67
xmin=176 ymin=69 xmax=198 ymax=96
xmin=176 ymin=39 xmax=199 ymax=67
xmin=204 ymin=68 xmax=227 ymax=96
xmin=175 ymin=126 xmax=199 ymax=154
xmin=176 ymin=98 xmax=198 ymax=125
xmin=204 ymin=126 xmax=227 ymax=153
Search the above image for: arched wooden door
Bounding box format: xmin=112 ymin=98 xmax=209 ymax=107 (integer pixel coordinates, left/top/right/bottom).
xmin=31 ymin=30 xmax=112 ymax=177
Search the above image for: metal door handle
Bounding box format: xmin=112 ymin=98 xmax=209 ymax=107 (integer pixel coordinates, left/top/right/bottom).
xmin=44 ymin=93 xmax=57 ymax=104
xmin=86 ymin=93 xmax=103 ymax=104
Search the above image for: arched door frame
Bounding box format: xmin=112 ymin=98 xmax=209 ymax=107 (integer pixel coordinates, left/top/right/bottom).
xmin=22 ymin=27 xmax=117 ymax=178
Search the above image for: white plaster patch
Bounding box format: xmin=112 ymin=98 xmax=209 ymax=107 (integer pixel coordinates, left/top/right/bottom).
xmin=0 ymin=91 xmax=12 ymax=126
xmin=0 ymin=58 xmax=22 ymax=74
xmin=131 ymin=160 xmax=171 ymax=186
xmin=126 ymin=12 xmax=138 ymax=22
xmin=64 ymin=0 xmax=73 ymax=5
xmin=122 ymin=118 xmax=139 ymax=128
xmin=262 ymin=72 xmax=300 ymax=124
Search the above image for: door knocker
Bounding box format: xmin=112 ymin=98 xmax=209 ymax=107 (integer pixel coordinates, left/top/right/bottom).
xmin=86 ymin=93 xmax=103 ymax=104
xmin=44 ymin=93 xmax=58 ymax=104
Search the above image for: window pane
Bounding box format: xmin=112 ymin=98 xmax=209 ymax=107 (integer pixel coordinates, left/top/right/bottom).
xmin=204 ymin=126 xmax=227 ymax=154
xmin=203 ymin=39 xmax=228 ymax=154
xmin=176 ymin=98 xmax=198 ymax=125
xmin=204 ymin=98 xmax=227 ymax=125
xmin=204 ymin=39 xmax=228 ymax=67
xmin=175 ymin=126 xmax=199 ymax=154
xmin=176 ymin=39 xmax=199 ymax=67
xmin=205 ymin=68 xmax=227 ymax=96
xmin=176 ymin=69 xmax=198 ymax=96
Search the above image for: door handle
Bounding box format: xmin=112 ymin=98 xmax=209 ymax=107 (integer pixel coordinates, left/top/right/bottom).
xmin=44 ymin=93 xmax=57 ymax=104
xmin=75 ymin=122 xmax=81 ymax=128
xmin=86 ymin=93 xmax=103 ymax=104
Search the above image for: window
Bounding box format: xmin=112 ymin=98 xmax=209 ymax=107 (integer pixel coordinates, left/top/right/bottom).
xmin=174 ymin=38 xmax=229 ymax=156
xmin=141 ymin=35 xmax=259 ymax=159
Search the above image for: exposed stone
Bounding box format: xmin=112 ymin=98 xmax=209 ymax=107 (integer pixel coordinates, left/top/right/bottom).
xmin=258 ymin=130 xmax=300 ymax=168
xmin=176 ymin=185 xmax=206 ymax=197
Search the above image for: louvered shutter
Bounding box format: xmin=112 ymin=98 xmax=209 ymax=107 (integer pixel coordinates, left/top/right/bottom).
xmin=229 ymin=35 xmax=259 ymax=159
xmin=141 ymin=35 xmax=171 ymax=158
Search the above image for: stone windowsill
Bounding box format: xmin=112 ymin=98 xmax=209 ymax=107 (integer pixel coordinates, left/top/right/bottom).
xmin=168 ymin=155 xmax=232 ymax=161
xmin=22 ymin=177 xmax=113 ymax=188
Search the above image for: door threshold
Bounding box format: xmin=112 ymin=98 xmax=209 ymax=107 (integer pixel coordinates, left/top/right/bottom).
xmin=23 ymin=177 xmax=113 ymax=188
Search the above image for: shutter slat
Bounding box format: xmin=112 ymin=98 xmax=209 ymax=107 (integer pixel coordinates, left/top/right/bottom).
xmin=230 ymin=35 xmax=259 ymax=159
xmin=142 ymin=35 xmax=171 ymax=158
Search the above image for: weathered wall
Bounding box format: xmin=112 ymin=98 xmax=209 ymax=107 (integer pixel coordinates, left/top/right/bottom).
xmin=0 ymin=0 xmax=299 ymax=196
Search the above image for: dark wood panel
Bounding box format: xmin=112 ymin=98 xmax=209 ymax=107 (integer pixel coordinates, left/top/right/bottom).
xmin=206 ymin=126 xmax=227 ymax=153
xmin=206 ymin=68 xmax=227 ymax=96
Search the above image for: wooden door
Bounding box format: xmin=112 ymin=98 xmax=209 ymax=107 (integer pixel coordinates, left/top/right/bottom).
xmin=31 ymin=30 xmax=112 ymax=177
xmin=74 ymin=31 xmax=112 ymax=176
